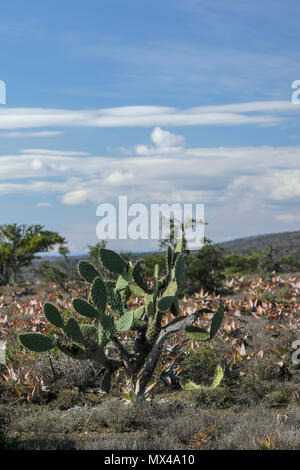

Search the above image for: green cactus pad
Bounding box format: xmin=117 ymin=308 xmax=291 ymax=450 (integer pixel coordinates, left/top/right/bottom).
xmin=158 ymin=295 xmax=176 ymax=312
xmin=164 ymin=280 xmax=178 ymax=297
xmin=63 ymin=318 xmax=85 ymax=344
xmin=100 ymin=248 xmax=127 ymax=274
xmin=154 ymin=264 xmax=159 ymax=280
xmin=77 ymin=260 xmax=99 ymax=283
xmin=72 ymin=298 xmax=99 ymax=319
xmin=173 ymin=254 xmax=184 ymax=286
xmin=129 ymin=284 xmax=146 ymax=297
xmin=106 ymin=280 xmax=116 ymax=289
xmin=19 ymin=333 xmax=55 ymax=352
xmin=115 ymin=310 xmax=134 ymax=332
xmin=180 ymin=378 xmax=200 ymax=390
xmin=106 ymin=281 xmax=116 ymax=304
xmin=170 ymin=297 xmax=179 ymax=316
xmin=91 ymin=276 xmax=107 ymax=314
xmin=80 ymin=324 xmax=97 ymax=340
xmin=105 ymin=281 xmax=118 ymax=309
xmin=146 ymin=317 xmax=159 ymax=343
xmin=166 ymin=245 xmax=173 ymax=271
xmin=210 ymin=302 xmax=224 ymax=339
xmin=211 ymin=364 xmax=224 ymax=389
xmin=132 ymin=260 xmax=149 ymax=293
xmin=133 ymin=306 xmax=145 ymax=320
xmin=116 ymin=266 xmax=133 ymax=290
xmin=119 ymin=286 xmax=131 ymax=305
xmin=44 ymin=303 xmax=64 ymax=328
xmin=112 ymin=290 xmax=124 ymax=317
xmin=185 ymin=326 xmax=210 ymax=341
xmin=174 ymin=237 xmax=184 ymax=254
xmin=152 ymin=272 xmax=158 ymax=300
xmin=98 ymin=316 xmax=114 ymax=348
xmin=145 ymin=294 xmax=155 ymax=318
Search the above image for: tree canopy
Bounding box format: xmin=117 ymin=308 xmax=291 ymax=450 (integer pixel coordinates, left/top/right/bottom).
xmin=0 ymin=224 xmax=66 ymax=285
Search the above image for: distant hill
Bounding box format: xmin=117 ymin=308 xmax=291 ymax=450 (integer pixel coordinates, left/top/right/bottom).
xmin=34 ymin=230 xmax=300 ymax=262
xmin=219 ymin=230 xmax=300 ymax=258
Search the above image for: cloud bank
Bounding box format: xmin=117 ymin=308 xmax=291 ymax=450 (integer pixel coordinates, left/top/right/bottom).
xmin=1 ymin=128 xmax=300 ymax=215
xmin=0 ymin=100 xmax=298 ymax=130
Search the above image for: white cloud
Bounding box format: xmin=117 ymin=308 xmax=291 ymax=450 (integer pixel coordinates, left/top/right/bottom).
xmin=3 ymin=130 xmax=300 ymax=212
xmin=31 ymin=159 xmax=45 ymax=170
xmin=62 ymin=189 xmax=89 ymax=205
xmin=228 ymin=170 xmax=300 ymax=202
xmin=106 ymin=171 xmax=134 ymax=184
xmin=135 ymin=127 xmax=185 ymax=155
xmin=36 ymin=202 xmax=52 ymax=207
xmin=0 ymin=131 xmax=63 ymax=138
xmin=276 ymin=214 xmax=300 ymax=222
xmin=0 ymin=101 xmax=296 ymax=131
xmin=151 ymin=127 xmax=185 ymax=148
xmin=21 ymin=148 xmax=90 ymax=156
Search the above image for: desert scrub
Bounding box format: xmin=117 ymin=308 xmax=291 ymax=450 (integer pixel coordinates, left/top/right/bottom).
xmin=182 ymin=343 xmax=219 ymax=385
xmin=185 ymin=385 xmax=234 ymax=409
xmin=0 ymin=414 xmax=22 ymax=450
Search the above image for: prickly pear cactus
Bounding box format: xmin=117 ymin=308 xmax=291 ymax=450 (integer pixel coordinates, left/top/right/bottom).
xmin=19 ymin=239 xmax=224 ymax=398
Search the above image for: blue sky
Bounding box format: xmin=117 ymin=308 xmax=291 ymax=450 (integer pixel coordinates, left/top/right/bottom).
xmin=1 ymin=0 xmax=300 ymax=253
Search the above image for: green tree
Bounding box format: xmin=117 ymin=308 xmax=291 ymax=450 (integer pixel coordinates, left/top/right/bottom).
xmin=143 ymin=252 xmax=165 ymax=278
xmin=258 ymin=246 xmax=280 ymax=274
xmin=0 ymin=224 xmax=66 ymax=285
xmin=33 ymin=246 xmax=71 ymax=291
xmin=185 ymin=238 xmax=225 ymax=294
xmin=223 ymin=252 xmax=261 ymax=276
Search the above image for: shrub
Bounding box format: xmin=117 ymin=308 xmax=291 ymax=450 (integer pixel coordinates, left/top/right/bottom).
xmin=184 ymin=239 xmax=225 ymax=294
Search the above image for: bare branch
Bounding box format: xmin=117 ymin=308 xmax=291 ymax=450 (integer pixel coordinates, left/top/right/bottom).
xmin=111 ymin=337 xmax=131 ymax=366
xmin=136 ymin=309 xmax=204 ymax=393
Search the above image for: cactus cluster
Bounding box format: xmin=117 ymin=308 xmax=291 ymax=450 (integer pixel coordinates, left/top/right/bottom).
xmin=19 ymin=239 xmax=224 ymax=397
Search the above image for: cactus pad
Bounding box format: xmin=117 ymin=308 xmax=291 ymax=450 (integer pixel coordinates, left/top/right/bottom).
xmin=173 ymin=253 xmax=184 ymax=286
xmin=100 ymin=248 xmax=127 ymax=274
xmin=73 ymin=298 xmax=99 ymax=319
xmin=158 ymin=295 xmax=176 ymax=312
xmin=116 ymin=266 xmax=133 ymax=290
xmin=44 ymin=303 xmax=64 ymax=328
xmin=19 ymin=333 xmax=55 ymax=352
xmin=91 ymin=276 xmax=107 ymax=314
xmin=63 ymin=318 xmax=85 ymax=344
xmin=115 ymin=310 xmax=134 ymax=332
xmin=77 ymin=260 xmax=99 ymax=283
xmin=210 ymin=302 xmax=224 ymax=339
xmin=185 ymin=326 xmax=210 ymax=341
xmin=80 ymin=324 xmax=97 ymax=340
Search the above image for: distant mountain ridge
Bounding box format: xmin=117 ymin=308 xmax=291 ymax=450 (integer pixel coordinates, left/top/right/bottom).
xmin=219 ymin=230 xmax=300 ymax=258
xmin=36 ymin=230 xmax=300 ymax=261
